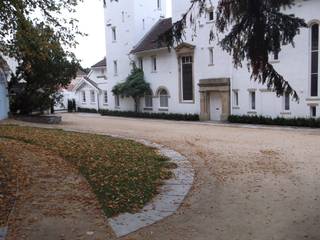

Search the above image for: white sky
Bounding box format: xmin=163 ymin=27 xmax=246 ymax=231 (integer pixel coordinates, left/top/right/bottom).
xmin=73 ymin=0 xmax=172 ymax=68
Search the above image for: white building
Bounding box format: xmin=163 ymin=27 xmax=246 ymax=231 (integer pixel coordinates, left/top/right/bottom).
xmin=75 ymin=58 xmax=108 ymax=111
xmin=103 ymin=0 xmax=320 ymax=121
xmin=0 ymin=56 xmax=15 ymax=120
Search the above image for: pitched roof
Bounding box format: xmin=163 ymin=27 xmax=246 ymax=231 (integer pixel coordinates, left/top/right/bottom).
xmin=91 ymin=58 xmax=106 ymax=68
xmin=131 ymin=18 xmax=172 ymax=54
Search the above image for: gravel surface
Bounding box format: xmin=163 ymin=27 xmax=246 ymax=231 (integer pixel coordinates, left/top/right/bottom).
xmin=3 ymin=113 xmax=320 ymax=240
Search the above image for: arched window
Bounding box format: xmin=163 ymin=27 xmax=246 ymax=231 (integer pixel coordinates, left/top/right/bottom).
xmin=311 ymin=23 xmax=319 ymax=97
xmin=144 ymin=90 xmax=153 ymax=108
xmin=159 ymin=89 xmax=169 ymax=108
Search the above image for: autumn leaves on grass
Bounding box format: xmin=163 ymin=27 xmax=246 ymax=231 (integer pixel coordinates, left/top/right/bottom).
xmin=0 ymin=125 xmax=172 ymax=217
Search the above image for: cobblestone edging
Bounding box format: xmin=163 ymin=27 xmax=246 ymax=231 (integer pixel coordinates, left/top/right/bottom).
xmin=107 ymin=136 xmax=195 ymax=238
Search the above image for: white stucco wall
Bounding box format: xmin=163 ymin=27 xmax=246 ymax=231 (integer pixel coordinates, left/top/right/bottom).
xmin=0 ymin=80 xmax=9 ymax=120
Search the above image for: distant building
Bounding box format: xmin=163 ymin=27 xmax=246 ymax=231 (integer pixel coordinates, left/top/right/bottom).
xmin=74 ymin=58 xmax=108 ymax=111
xmin=102 ymin=0 xmax=320 ymax=120
xmin=55 ymin=69 xmax=88 ymax=110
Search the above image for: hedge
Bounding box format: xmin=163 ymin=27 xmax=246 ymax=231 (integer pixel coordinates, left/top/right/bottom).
xmin=99 ymin=109 xmax=200 ymax=121
xmin=228 ymin=115 xmax=320 ymax=128
xmin=77 ymin=108 xmax=199 ymax=121
xmin=77 ymin=107 xmax=98 ymax=113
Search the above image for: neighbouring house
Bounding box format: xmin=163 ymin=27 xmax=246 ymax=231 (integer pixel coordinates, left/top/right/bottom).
xmin=103 ymin=0 xmax=320 ymax=121
xmin=55 ymin=69 xmax=88 ymax=111
xmin=74 ymin=58 xmax=108 ymax=111
xmin=0 ymin=56 xmax=16 ymax=120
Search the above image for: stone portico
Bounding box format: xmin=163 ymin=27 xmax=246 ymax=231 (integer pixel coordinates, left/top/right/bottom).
xmin=199 ymin=78 xmax=231 ymax=121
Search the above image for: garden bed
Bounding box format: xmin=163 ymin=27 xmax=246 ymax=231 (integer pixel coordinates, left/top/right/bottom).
xmin=0 ymin=125 xmax=172 ymax=217
xmin=13 ymin=115 xmax=62 ymax=124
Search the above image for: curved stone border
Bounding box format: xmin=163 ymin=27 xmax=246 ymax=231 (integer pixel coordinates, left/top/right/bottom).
xmin=1 ymin=125 xmax=194 ymax=238
xmin=107 ymin=135 xmax=195 ymax=238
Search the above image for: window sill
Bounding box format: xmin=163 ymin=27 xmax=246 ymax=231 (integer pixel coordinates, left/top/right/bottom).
xmin=306 ymin=97 xmax=320 ymax=101
xmin=280 ymin=111 xmax=291 ymax=115
xmin=247 ymin=111 xmax=257 ymax=114
xmin=159 ymin=108 xmax=168 ymax=112
xmin=181 ymin=100 xmax=195 ymax=104
xmin=115 ymin=106 xmax=120 ymax=109
xmin=208 ymin=64 xmax=214 ymax=67
xmin=144 ymin=107 xmax=153 ymax=111
xmin=232 ymin=106 xmax=240 ymax=110
xmin=151 ymin=71 xmax=157 ymax=74
xmin=206 ymin=21 xmax=214 ymax=24
xmin=103 ymin=103 xmax=108 ymax=106
xmin=270 ymin=60 xmax=280 ymax=64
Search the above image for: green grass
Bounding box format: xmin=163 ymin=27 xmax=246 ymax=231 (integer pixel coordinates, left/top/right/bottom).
xmin=0 ymin=125 xmax=172 ymax=217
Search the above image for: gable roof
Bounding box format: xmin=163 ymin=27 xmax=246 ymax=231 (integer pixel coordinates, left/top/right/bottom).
xmin=131 ymin=18 xmax=172 ymax=54
xmin=74 ymin=76 xmax=101 ymax=92
xmin=91 ymin=58 xmax=106 ymax=68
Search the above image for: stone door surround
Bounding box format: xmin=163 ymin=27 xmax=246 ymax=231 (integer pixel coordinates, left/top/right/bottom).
xmin=199 ymin=78 xmax=231 ymax=121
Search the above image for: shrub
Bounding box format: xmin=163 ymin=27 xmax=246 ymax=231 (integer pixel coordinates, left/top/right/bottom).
xmin=99 ymin=109 xmax=200 ymax=121
xmin=228 ymin=115 xmax=320 ymax=128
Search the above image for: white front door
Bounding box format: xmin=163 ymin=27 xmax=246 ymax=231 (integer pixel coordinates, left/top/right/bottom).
xmin=210 ymin=93 xmax=222 ymax=121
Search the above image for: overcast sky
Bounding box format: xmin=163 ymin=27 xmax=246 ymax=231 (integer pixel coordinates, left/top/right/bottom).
xmin=73 ymin=0 xmax=172 ymax=68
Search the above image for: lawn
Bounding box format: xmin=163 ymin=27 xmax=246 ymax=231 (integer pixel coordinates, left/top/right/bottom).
xmin=0 ymin=125 xmax=172 ymax=218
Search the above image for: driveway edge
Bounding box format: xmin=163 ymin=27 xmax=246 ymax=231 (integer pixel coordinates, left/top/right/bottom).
xmin=107 ymin=135 xmax=195 ymax=238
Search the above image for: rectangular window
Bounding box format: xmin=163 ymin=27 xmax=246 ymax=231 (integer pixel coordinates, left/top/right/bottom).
xmin=311 ymin=24 xmax=319 ymax=97
xmin=151 ymin=56 xmax=157 ymax=72
xmin=160 ymin=95 xmax=168 ymax=108
xmin=138 ymin=57 xmax=143 ymax=70
xmin=208 ymin=9 xmax=214 ymax=21
xmin=112 ymin=27 xmax=117 ymax=41
xmin=273 ymin=51 xmax=279 ymax=61
xmin=145 ymin=95 xmax=153 ymax=108
xmin=284 ymin=92 xmax=290 ymax=111
xmin=157 ymin=0 xmax=161 ymax=9
xmin=82 ymin=91 xmax=86 ymax=103
xmin=181 ymin=56 xmax=193 ymax=101
xmin=233 ymin=90 xmax=239 ymax=107
xmin=113 ymin=60 xmax=118 ymax=76
xmin=103 ymin=91 xmax=108 ymax=104
xmin=311 ymin=106 xmax=317 ymax=118
xmin=250 ymin=91 xmax=256 ymax=110
xmin=209 ymin=48 xmax=214 ymax=65
xmin=90 ymin=90 xmax=95 ymax=103
xmin=115 ymin=95 xmax=120 ymax=107
xmin=121 ymin=11 xmax=125 ymax=22
xmin=142 ymin=19 xmax=145 ymax=30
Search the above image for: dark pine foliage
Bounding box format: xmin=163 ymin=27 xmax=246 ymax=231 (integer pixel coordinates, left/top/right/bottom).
xmin=159 ymin=0 xmax=307 ymax=101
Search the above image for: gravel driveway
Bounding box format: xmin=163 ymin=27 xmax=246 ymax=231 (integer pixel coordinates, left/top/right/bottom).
xmin=5 ymin=113 xmax=320 ymax=240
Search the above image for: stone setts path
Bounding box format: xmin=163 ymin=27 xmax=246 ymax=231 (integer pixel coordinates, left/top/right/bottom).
xmin=107 ymin=138 xmax=194 ymax=237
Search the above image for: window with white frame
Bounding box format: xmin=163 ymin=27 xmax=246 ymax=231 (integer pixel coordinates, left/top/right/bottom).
xmin=284 ymin=92 xmax=290 ymax=111
xmin=113 ymin=60 xmax=118 ymax=76
xmin=159 ymin=89 xmax=169 ymax=108
xmin=233 ymin=90 xmax=239 ymax=107
xmin=144 ymin=90 xmax=153 ymax=108
xmin=249 ymin=91 xmax=256 ymax=110
xmin=112 ymin=27 xmax=117 ymax=41
xmin=151 ymin=56 xmax=157 ymax=72
xmin=209 ymin=48 xmax=214 ymax=65
xmin=138 ymin=57 xmax=143 ymax=70
xmin=103 ymin=91 xmax=108 ymax=104
xmin=142 ymin=19 xmax=145 ymax=30
xmin=311 ymin=23 xmax=319 ymax=97
xmin=90 ymin=90 xmax=96 ymax=103
xmin=208 ymin=9 xmax=214 ymax=21
xmin=121 ymin=11 xmax=125 ymax=22
xmin=115 ymin=95 xmax=120 ymax=107
xmin=310 ymin=106 xmax=317 ymax=118
xmin=81 ymin=91 xmax=86 ymax=103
